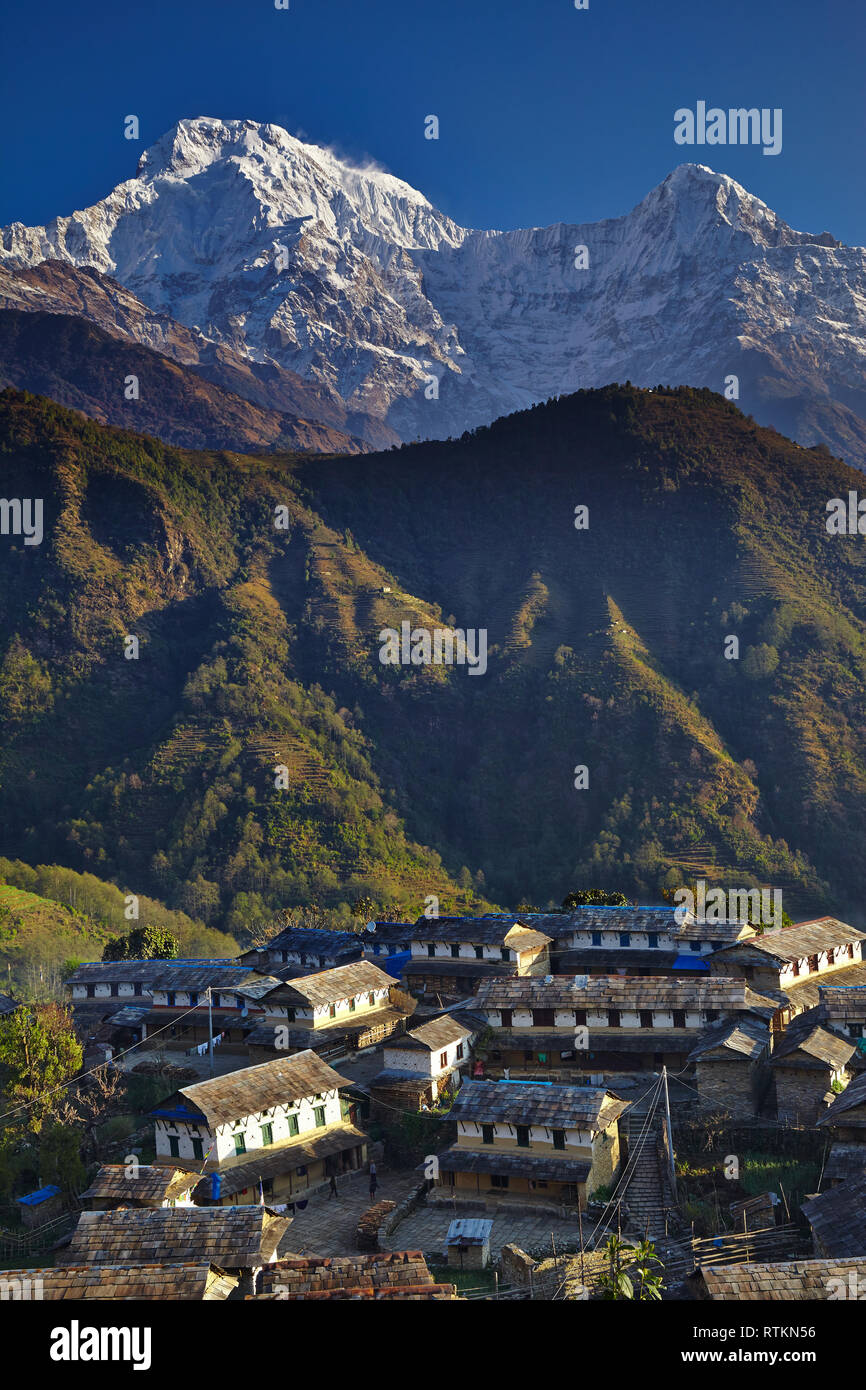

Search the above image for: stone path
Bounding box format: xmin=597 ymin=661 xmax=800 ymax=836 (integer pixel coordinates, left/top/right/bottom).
xmin=381 ymin=1203 xmax=586 ymax=1262
xmin=276 ymin=1167 xmax=420 ymax=1256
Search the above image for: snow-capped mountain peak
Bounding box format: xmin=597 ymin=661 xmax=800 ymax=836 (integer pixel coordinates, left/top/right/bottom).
xmin=2 ymin=119 xmax=864 ymax=460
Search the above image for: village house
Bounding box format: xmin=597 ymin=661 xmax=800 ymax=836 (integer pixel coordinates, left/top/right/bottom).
xmin=433 ymin=1080 xmax=628 ymax=1210
xmin=402 ymin=919 xmax=553 ymax=1000
xmin=692 ymin=1257 xmax=866 ymax=1301
xmin=470 ymin=975 xmax=779 ymax=1080
xmin=768 ymin=1011 xmax=856 ymax=1125
xmin=815 ymin=984 xmax=866 ymax=1044
xmin=243 ymin=959 xmax=412 ymax=1063
xmin=59 ymin=1206 xmax=288 ymax=1295
xmin=817 ymin=1069 xmax=866 ymax=1143
xmin=358 ymin=921 xmax=416 ymax=963
xmin=551 ymin=906 xmax=755 ymax=977
xmin=710 ymin=919 xmax=866 ymax=1023
xmin=368 ymin=1012 xmax=477 ymax=1113
xmin=0 ymin=1262 xmax=240 ymax=1301
xmin=151 ymin=1050 xmax=368 ymax=1207
xmin=802 ymin=1172 xmax=866 ymax=1259
xmin=688 ymin=1015 xmax=771 ymax=1116
xmin=256 ymin=1250 xmax=458 ymax=1300
xmin=80 ymin=1165 xmax=200 ymax=1211
xmin=64 ymin=958 xmax=277 ymax=1050
xmin=237 ymin=926 xmax=364 ymax=975
xmin=0 ymin=991 xmax=19 ymax=1016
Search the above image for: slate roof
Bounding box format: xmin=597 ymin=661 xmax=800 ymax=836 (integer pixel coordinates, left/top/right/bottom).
xmin=450 ymin=1080 xmax=627 ymax=1128
xmin=437 ymin=1148 xmax=591 ymax=1183
xmin=406 ymin=918 xmax=546 ymax=947
xmin=823 ymin=1143 xmax=866 ymax=1186
xmin=368 ymin=1071 xmax=435 ymax=1096
xmin=81 ymin=1165 xmax=200 ymax=1206
xmin=258 ymin=1250 xmax=455 ymax=1300
xmin=0 ymin=992 xmax=18 ymax=1014
xmin=785 ymin=961 xmax=866 ymax=1011
xmin=0 ymin=1262 xmax=238 ymax=1300
xmin=716 ymin=918 xmax=866 ymax=964
xmin=688 ymin=1015 xmax=771 ymax=1061
xmin=697 ymin=1258 xmax=866 ymax=1300
xmin=192 ymin=1125 xmax=368 ymax=1199
xmin=561 ymin=907 xmax=752 ymax=945
xmin=275 ymin=960 xmax=396 ymax=1007
xmin=102 ymin=1004 xmax=152 ymax=1027
xmin=62 ymin=1206 xmax=289 ymax=1268
xmin=66 ymin=959 xmax=241 ymax=987
xmin=244 ymin=926 xmax=366 ymax=960
xmin=475 ymin=975 xmax=777 ymax=1012
xmin=816 ymin=1071 xmax=866 ymax=1128
xmin=770 ymin=1014 xmax=855 ymax=1070
xmin=407 ymin=1014 xmax=475 ymax=1051
xmin=163 ymin=1051 xmax=350 ymax=1126
xmin=802 ymin=1174 xmax=866 ymax=1257
xmin=244 ymin=1008 xmax=409 ymax=1052
xmin=819 ymin=984 xmax=866 ymax=1026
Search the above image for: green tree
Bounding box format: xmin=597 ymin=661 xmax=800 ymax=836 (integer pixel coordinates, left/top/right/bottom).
xmin=102 ymin=923 xmax=180 ymax=961
xmin=0 ymin=1003 xmax=83 ymax=1133
xmin=562 ymin=889 xmax=630 ymax=909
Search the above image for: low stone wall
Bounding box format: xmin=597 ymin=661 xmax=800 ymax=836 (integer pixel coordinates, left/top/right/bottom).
xmin=499 ymin=1243 xmax=589 ymax=1300
xmin=379 ymin=1181 xmax=429 ymax=1241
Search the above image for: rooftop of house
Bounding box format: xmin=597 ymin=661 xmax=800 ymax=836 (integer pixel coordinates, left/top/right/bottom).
xmin=802 ymin=1173 xmax=866 ymax=1257
xmin=404 ymin=1013 xmax=475 ymax=1052
xmin=784 ymin=960 xmax=866 ymax=1010
xmin=0 ymin=992 xmax=18 ymax=1014
xmin=696 ymin=1257 xmax=866 ymax=1300
xmin=687 ymin=1014 xmax=771 ymax=1062
xmin=823 ymin=1143 xmax=866 ymax=1186
xmin=406 ymin=918 xmax=552 ymax=950
xmin=436 ymin=1148 xmax=592 ymax=1184
xmin=446 ymin=1219 xmax=493 ymax=1245
xmin=243 ymin=1005 xmax=410 ymax=1051
xmin=0 ymin=1262 xmax=239 ymax=1300
xmin=269 ymin=959 xmax=397 ymax=1008
xmin=257 ymin=1250 xmax=456 ymax=1300
xmin=769 ymin=1013 xmax=856 ymax=1070
xmin=715 ymin=918 xmax=866 ymax=965
xmin=242 ymin=926 xmax=366 ymax=959
xmin=818 ymin=983 xmax=866 ymax=1023
xmin=153 ymin=1050 xmax=351 ymax=1127
xmin=61 ymin=1206 xmax=289 ymax=1268
xmin=450 ymin=1079 xmax=627 ymax=1129
xmin=474 ymin=974 xmax=781 ymax=1015
xmin=64 ymin=959 xmax=258 ymax=990
xmin=80 ymin=1165 xmax=200 ymax=1205
xmin=816 ymin=1070 xmax=866 ymax=1127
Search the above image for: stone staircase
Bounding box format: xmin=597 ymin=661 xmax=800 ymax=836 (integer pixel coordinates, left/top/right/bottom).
xmin=620 ymin=1096 xmax=675 ymax=1242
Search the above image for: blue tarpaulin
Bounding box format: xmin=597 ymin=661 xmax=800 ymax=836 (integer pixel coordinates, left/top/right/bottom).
xmin=385 ymin=951 xmax=411 ymax=978
xmin=672 ymin=954 xmax=710 ymax=972
xmin=17 ymin=1185 xmax=61 ymax=1207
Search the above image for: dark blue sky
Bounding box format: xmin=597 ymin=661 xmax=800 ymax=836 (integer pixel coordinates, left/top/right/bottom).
xmin=2 ymin=0 xmax=863 ymax=242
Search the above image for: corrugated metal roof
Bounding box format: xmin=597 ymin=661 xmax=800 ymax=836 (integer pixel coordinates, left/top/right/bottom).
xmin=446 ymin=1219 xmax=493 ymax=1244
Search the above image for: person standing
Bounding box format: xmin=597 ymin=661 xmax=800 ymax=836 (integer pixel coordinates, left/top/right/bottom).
xmin=369 ymin=1161 xmax=378 ymax=1203
xmin=328 ymin=1174 xmax=338 ymax=1201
